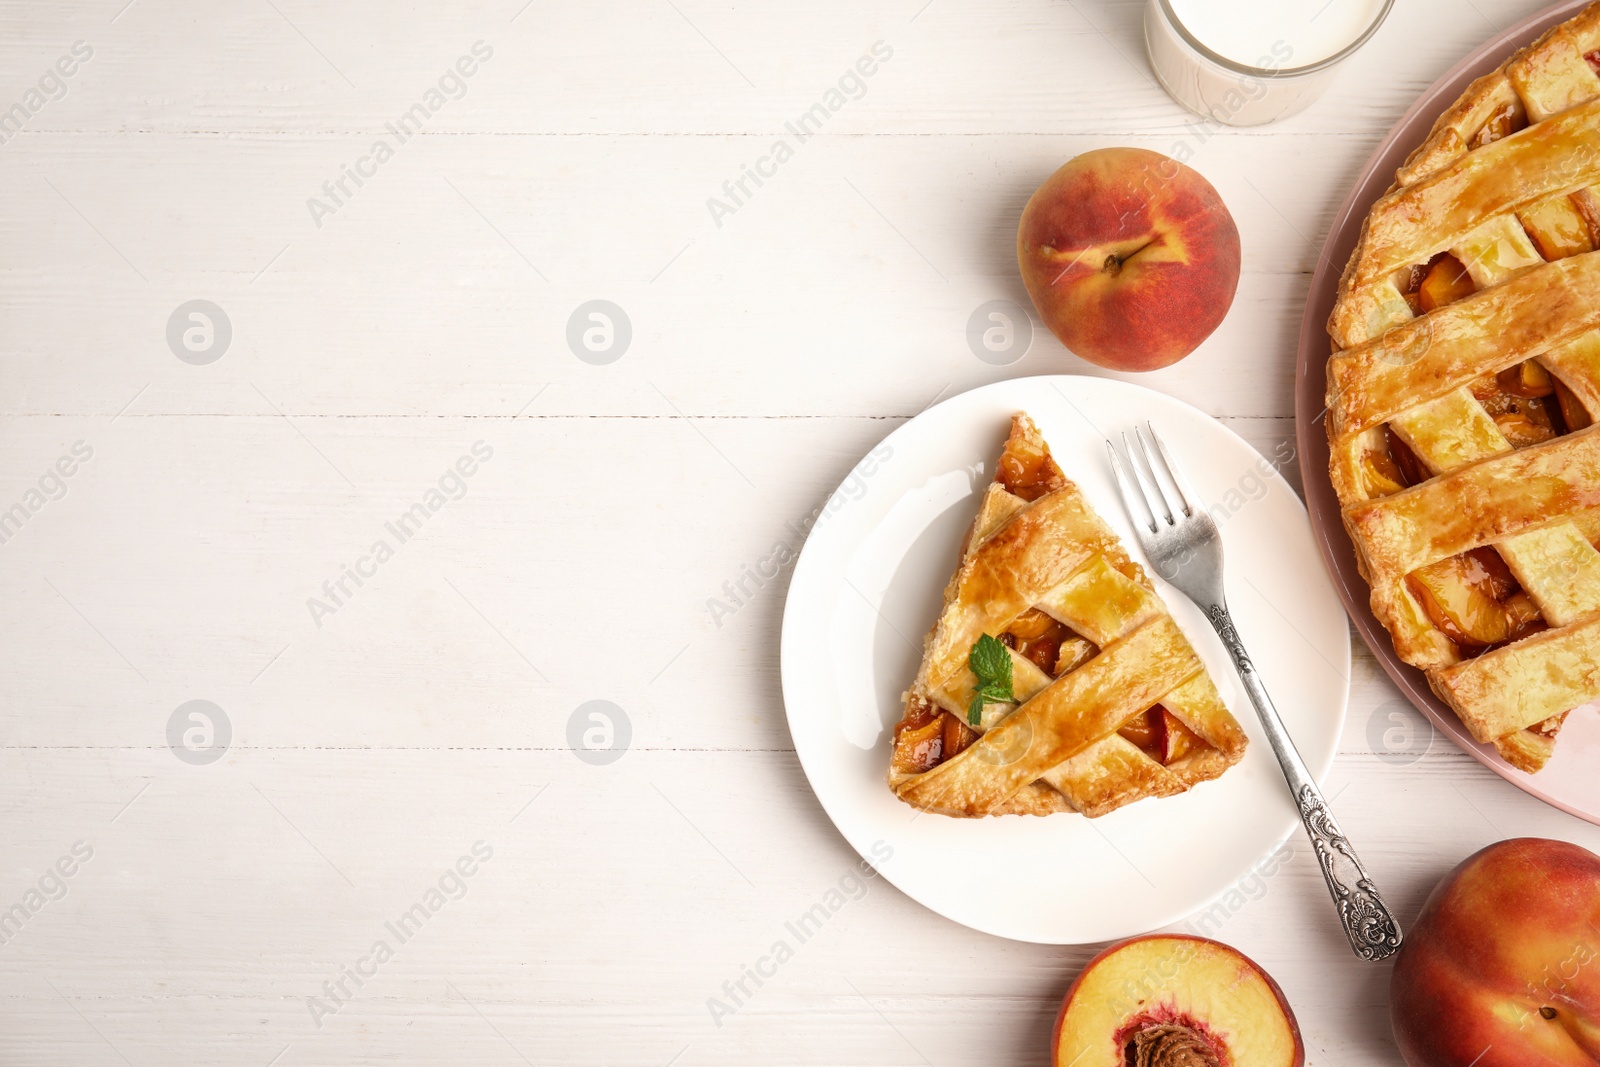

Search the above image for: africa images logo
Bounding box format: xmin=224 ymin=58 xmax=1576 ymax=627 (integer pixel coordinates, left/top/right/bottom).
xmin=0 ymin=41 xmax=93 ymax=147
xmin=704 ymin=41 xmax=893 ymax=228
xmin=305 ymin=41 xmax=494 ymax=228
xmin=306 ymin=441 xmax=494 ymax=627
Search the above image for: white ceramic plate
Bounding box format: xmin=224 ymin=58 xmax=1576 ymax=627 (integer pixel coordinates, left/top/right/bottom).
xmin=780 ymin=376 xmax=1350 ymax=944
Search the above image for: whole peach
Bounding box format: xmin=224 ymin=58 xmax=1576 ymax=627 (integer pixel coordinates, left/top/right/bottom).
xmin=1392 ymin=838 xmax=1600 ymax=1066
xmin=1017 ymin=147 xmax=1240 ymax=371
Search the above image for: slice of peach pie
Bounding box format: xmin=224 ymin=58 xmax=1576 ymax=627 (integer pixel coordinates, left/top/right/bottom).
xmin=888 ymin=413 xmax=1247 ymax=818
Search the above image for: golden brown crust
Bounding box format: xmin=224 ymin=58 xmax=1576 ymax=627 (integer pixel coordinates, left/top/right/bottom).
xmin=891 ymin=413 xmax=1246 ymax=816
xmin=1344 ymin=429 xmax=1600 ymax=667
xmin=1345 ymin=430 xmax=1600 ymax=582
xmin=1327 ymin=253 xmax=1600 ymax=441
xmin=1327 ymin=4 xmax=1600 ymax=771
xmin=918 ymin=490 xmax=1115 ymax=703
xmin=1433 ymin=614 xmax=1600 ymax=742
xmin=1329 ymin=2 xmax=1600 ymax=352
xmin=897 ymin=616 xmax=1200 ymax=816
xmin=1352 ymin=101 xmax=1600 ymax=293
xmin=1410 ymin=7 xmax=1600 ymax=176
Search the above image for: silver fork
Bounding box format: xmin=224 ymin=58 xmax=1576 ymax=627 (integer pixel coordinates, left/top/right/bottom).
xmin=1107 ymin=424 xmax=1402 ymax=963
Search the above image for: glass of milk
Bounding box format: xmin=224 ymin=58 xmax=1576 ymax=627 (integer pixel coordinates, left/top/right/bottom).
xmin=1145 ymin=0 xmax=1393 ymax=125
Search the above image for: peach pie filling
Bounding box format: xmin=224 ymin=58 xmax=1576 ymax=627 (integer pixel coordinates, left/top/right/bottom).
xmin=1469 ymin=101 xmax=1526 ymax=148
xmin=890 ymin=683 xmax=1198 ymax=777
xmin=999 ymin=607 xmax=1094 ymax=675
xmin=1358 ymin=357 xmax=1595 ymax=657
xmin=891 ymin=608 xmax=1194 ymax=775
xmin=1355 ymin=357 xmax=1598 ymax=657
xmin=890 ymin=605 xmax=1106 ymax=777
xmin=1405 ymin=546 xmax=1547 ymax=657
xmin=1115 ymin=704 xmax=1203 ymax=766
xmin=1399 ymin=251 xmax=1475 ymax=316
xmin=1360 ymin=359 xmax=1593 ymax=499
xmin=1391 ymin=188 xmax=1600 ymax=320
xmin=997 ymin=423 xmax=1067 ymax=501
xmin=891 ymin=697 xmax=975 ymax=775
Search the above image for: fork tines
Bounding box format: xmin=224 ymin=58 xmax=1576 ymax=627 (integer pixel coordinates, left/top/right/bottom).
xmin=1107 ymin=424 xmax=1199 ymax=532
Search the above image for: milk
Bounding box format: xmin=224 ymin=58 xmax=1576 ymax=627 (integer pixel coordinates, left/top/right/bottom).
xmin=1167 ymin=0 xmax=1390 ymax=69
xmin=1144 ymin=0 xmax=1391 ymax=125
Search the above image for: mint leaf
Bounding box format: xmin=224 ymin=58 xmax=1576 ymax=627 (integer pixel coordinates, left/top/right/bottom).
xmin=966 ymin=685 xmax=1011 ymax=726
xmin=969 ymin=633 xmax=1012 ymax=689
xmin=965 ymin=634 xmax=1015 ymax=726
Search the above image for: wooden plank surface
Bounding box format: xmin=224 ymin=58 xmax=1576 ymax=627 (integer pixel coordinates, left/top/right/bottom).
xmin=4 ymin=0 xmax=1599 ymax=1064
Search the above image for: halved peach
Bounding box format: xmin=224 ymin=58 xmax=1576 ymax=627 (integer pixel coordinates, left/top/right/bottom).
xmin=1053 ymin=935 xmax=1303 ymax=1067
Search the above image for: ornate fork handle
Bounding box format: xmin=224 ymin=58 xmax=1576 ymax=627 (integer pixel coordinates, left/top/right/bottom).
xmin=1298 ymin=786 xmax=1404 ymax=960
xmin=1206 ymin=605 xmax=1403 ymax=961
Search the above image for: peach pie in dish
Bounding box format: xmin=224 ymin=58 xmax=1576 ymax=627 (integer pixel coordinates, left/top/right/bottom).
xmin=1326 ymin=1 xmax=1600 ymax=773
xmin=888 ymin=413 xmax=1247 ymax=817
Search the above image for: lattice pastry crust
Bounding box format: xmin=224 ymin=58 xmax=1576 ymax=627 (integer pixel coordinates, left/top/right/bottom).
xmin=1327 ymin=2 xmax=1600 ymax=771
xmin=888 ymin=414 xmax=1247 ymax=817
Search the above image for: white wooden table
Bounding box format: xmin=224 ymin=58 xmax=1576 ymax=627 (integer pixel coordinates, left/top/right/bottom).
xmin=3 ymin=1 xmax=1597 ymax=1063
